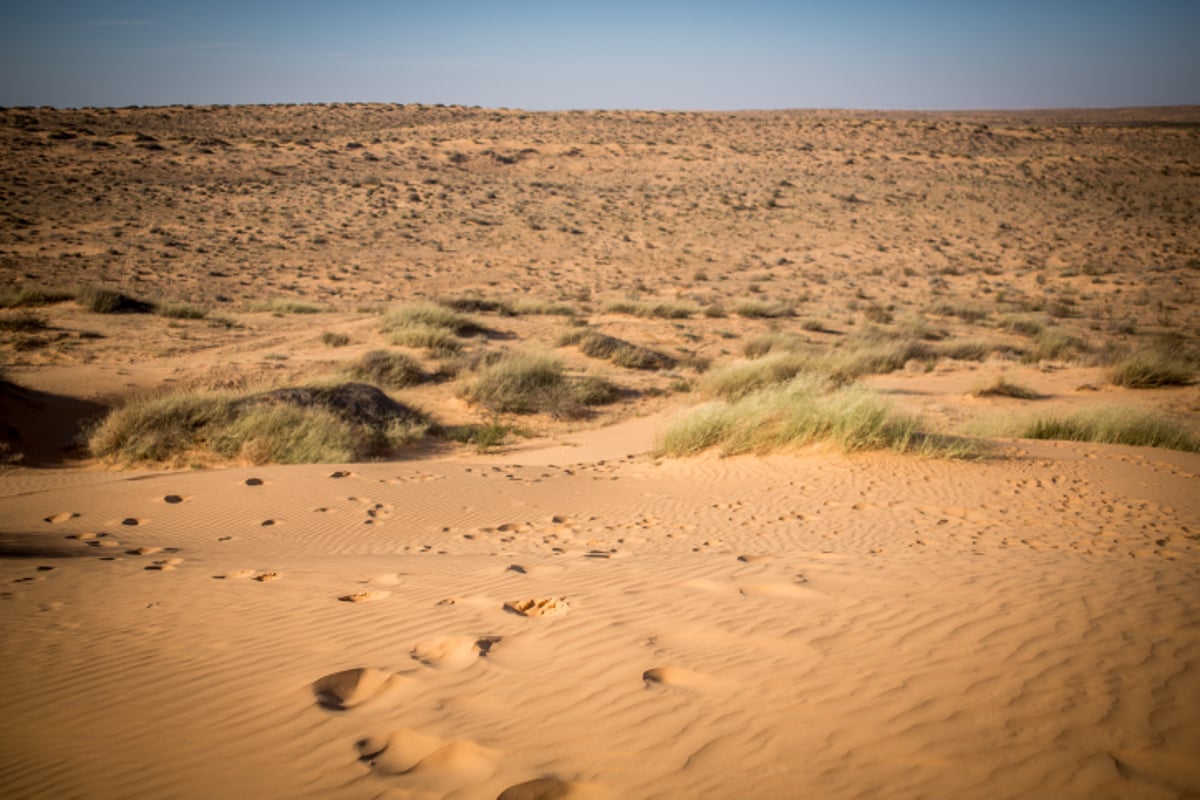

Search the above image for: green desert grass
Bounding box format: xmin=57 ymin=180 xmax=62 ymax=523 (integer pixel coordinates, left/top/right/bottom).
xmin=1018 ymin=408 xmax=1199 ymax=452
xmin=346 ymin=350 xmax=425 ymax=388
xmin=658 ymin=378 xmax=972 ymax=457
xmin=381 ymin=301 xmax=486 ymax=354
xmin=89 ymin=382 xmax=429 ymax=465
xmin=699 ymin=351 xmax=821 ymax=400
xmin=461 ymin=350 xmax=619 ymax=416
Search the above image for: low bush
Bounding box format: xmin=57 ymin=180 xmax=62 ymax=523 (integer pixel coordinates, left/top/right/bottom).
xmin=156 ymin=302 xmax=208 ymax=320
xmin=1108 ymin=351 xmax=1195 ymax=388
xmin=0 ymin=285 xmax=74 ymax=308
xmin=76 ymin=285 xmax=154 ymax=314
xmin=462 ymin=350 xmax=618 ymax=417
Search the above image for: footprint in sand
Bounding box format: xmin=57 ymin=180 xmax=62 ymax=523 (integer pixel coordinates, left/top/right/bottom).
xmin=121 ymin=517 xmax=145 ymax=526
xmin=411 ymin=635 xmax=500 ymax=671
xmin=244 ymin=477 xmax=264 ymax=487
xmin=329 ymin=470 xmax=354 ymax=479
xmin=145 ymin=557 xmax=184 ymax=572
xmin=504 ymin=597 xmax=570 ymax=617
xmin=43 ymin=512 xmax=80 ymax=524
xmin=356 ymin=728 xmax=499 ymax=787
xmin=162 ymin=494 xmax=186 ymax=504
xmin=339 ymin=590 xmax=391 ymax=603
xmin=216 ymin=569 xmax=257 ymax=580
xmin=312 ymin=667 xmax=411 ymax=711
xmin=253 ymin=571 xmax=281 ymax=582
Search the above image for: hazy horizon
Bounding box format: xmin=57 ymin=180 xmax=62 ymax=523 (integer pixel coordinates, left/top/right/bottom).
xmin=3 ymin=1 xmax=1198 ymax=112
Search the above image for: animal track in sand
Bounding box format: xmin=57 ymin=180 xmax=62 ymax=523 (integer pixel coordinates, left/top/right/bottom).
xmin=120 ymin=517 xmax=145 ymax=526
xmin=339 ymin=590 xmax=391 ymax=603
xmin=312 ymin=667 xmax=411 ymax=711
xmin=356 ymin=729 xmax=499 ymax=786
xmin=504 ymin=597 xmax=569 ymax=617
xmin=162 ymin=494 xmax=186 ymax=504
xmin=253 ymin=571 xmax=281 ymax=582
xmin=411 ymin=635 xmax=500 ymax=671
xmin=43 ymin=512 xmax=79 ymax=524
xmin=145 ymin=557 xmax=184 ymax=572
xmin=244 ymin=477 xmax=264 ymax=486
xmin=216 ymin=569 xmax=257 ymax=580
xmin=328 ymin=470 xmax=354 ymax=479
xmin=346 ymin=496 xmax=394 ymax=525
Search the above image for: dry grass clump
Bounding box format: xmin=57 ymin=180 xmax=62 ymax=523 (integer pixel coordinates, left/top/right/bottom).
xmin=155 ymin=301 xmax=208 ymax=320
xmin=731 ymin=299 xmax=795 ymax=319
xmin=1108 ymin=339 xmax=1198 ymax=388
xmin=658 ymin=378 xmax=970 ymax=457
xmin=89 ymin=382 xmax=429 ymax=465
xmin=699 ymin=352 xmax=821 ymax=400
xmin=1024 ymin=329 xmax=1087 ymax=362
xmin=827 ymin=337 xmax=933 ymax=382
xmin=321 ymin=331 xmax=350 ymax=347
xmin=971 ymin=376 xmax=1043 ymax=399
xmin=999 ymin=313 xmax=1047 ymax=337
xmin=462 ymin=350 xmax=619 ymax=416
xmin=603 ymin=299 xmax=698 ymax=319
xmin=381 ymin=301 xmax=486 ymax=355
xmin=1019 ymin=408 xmax=1198 ymax=452
xmin=76 ymin=285 xmax=154 ymax=314
xmin=347 ymin=350 xmax=425 ymax=388
xmin=742 ymin=331 xmax=807 ymax=358
xmin=439 ymin=295 xmax=575 ymax=317
xmin=559 ymin=328 xmax=675 ymax=370
xmin=244 ymin=298 xmax=325 ymax=314
xmin=0 ymin=285 xmax=74 ymax=308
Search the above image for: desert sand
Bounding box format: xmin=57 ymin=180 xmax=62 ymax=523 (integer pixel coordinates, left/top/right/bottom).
xmin=2 ymin=105 xmax=1199 ymax=799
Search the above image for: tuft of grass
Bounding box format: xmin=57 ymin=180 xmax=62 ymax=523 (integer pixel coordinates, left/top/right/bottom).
xmin=604 ymin=299 xmax=698 ymax=319
xmin=0 ymin=285 xmax=74 ymax=309
xmin=462 ymin=350 xmax=617 ymax=417
xmin=244 ymin=299 xmax=325 ymax=314
xmin=381 ymin=301 xmax=485 ymax=336
xmin=347 ymin=350 xmax=425 ymax=388
xmin=89 ymin=382 xmax=429 ymax=465
xmin=971 ymin=376 xmax=1043 ymax=399
xmin=731 ymin=299 xmax=795 ymax=319
xmin=438 ymin=295 xmax=515 ymax=316
xmin=155 ymin=301 xmax=208 ymax=320
xmin=743 ymin=331 xmax=807 ymax=358
xmin=827 ymin=338 xmax=933 ymax=382
xmin=321 ymin=331 xmax=350 ymax=347
xmin=658 ymin=379 xmax=972 ymax=458
xmin=1024 ymin=329 xmax=1086 ymax=363
xmin=443 ymin=419 xmax=522 ymax=453
xmin=1108 ymin=351 xmax=1195 ymax=388
xmin=699 ymin=352 xmax=822 ymax=400
xmin=1019 ymin=408 xmax=1198 ymax=452
xmin=561 ymin=329 xmax=675 ymax=370
xmin=76 ymin=285 xmax=154 ymax=314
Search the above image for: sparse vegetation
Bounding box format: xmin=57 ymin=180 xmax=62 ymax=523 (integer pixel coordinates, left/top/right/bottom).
xmin=731 ymin=299 xmax=795 ymax=319
xmin=244 ymin=299 xmax=325 ymax=314
xmin=0 ymin=311 xmax=49 ymax=332
xmin=347 ymin=350 xmax=425 ymax=388
xmin=89 ymin=382 xmax=429 ymax=465
xmin=321 ymin=331 xmax=350 ymax=347
xmin=971 ymin=376 xmax=1043 ymax=399
xmin=1108 ymin=345 xmax=1196 ymax=388
xmin=559 ymin=328 xmax=675 ymax=370
xmin=76 ymin=285 xmax=154 ymax=314
xmin=1019 ymin=408 xmax=1198 ymax=452
xmin=0 ymin=285 xmax=74 ymax=309
xmin=658 ymin=378 xmax=972 ymax=457
xmin=156 ymin=301 xmax=208 ymax=320
xmin=462 ymin=350 xmax=618 ymax=417
xmin=604 ymin=299 xmax=698 ymax=319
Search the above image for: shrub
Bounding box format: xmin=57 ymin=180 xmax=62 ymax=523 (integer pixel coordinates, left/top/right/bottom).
xmin=381 ymin=301 xmax=485 ymax=336
xmin=1019 ymin=408 xmax=1198 ymax=452
xmin=562 ymin=329 xmax=675 ymax=370
xmin=347 ymin=350 xmax=425 ymax=388
xmin=1024 ymin=329 xmax=1086 ymax=362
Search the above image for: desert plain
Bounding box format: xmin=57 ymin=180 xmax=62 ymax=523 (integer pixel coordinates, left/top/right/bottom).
xmin=1 ymin=103 xmax=1199 ymax=799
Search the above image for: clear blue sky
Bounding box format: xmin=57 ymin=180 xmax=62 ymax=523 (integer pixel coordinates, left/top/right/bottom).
xmin=2 ymin=0 xmax=1197 ymax=110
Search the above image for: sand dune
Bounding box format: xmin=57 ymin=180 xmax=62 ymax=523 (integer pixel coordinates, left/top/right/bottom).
xmin=1 ymin=433 xmax=1197 ymax=799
